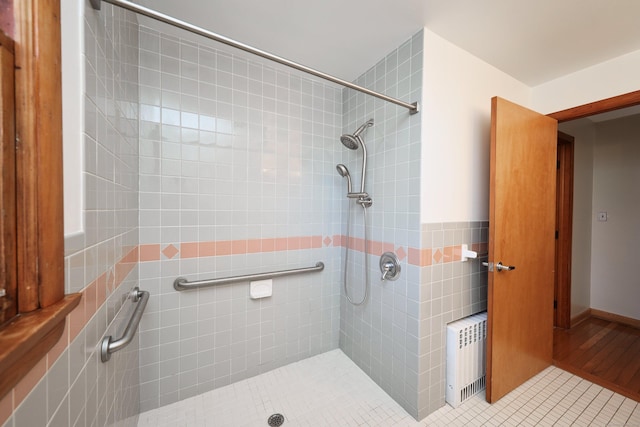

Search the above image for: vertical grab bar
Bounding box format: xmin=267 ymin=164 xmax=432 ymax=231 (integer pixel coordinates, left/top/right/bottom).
xmin=100 ymin=287 xmax=149 ymax=363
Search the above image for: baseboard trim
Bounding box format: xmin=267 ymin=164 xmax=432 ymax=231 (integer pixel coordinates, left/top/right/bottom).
xmin=570 ymin=309 xmax=592 ymax=328
xmin=590 ymin=308 xmax=640 ymax=329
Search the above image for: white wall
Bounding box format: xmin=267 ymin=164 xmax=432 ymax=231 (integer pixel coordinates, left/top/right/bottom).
xmin=590 ymin=116 xmax=640 ymax=320
xmin=532 ymin=49 xmax=640 ymax=115
xmin=420 ymin=28 xmax=531 ymax=223
xmin=558 ymin=120 xmax=595 ymax=318
xmin=420 ymin=38 xmax=640 ymax=224
xmin=418 ymin=34 xmax=640 ymax=317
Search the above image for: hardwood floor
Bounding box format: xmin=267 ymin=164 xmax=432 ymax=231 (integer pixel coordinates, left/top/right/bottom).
xmin=553 ymin=317 xmax=640 ymax=402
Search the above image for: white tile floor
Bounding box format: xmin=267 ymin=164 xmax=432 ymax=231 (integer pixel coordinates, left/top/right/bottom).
xmin=138 ymin=349 xmax=640 ymax=427
xmin=425 ymin=367 xmax=640 ymax=426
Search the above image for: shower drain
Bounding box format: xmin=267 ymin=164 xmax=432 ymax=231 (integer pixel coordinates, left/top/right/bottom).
xmin=267 ymin=413 xmax=285 ymax=426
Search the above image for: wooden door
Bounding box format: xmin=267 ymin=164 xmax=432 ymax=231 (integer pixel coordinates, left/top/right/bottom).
xmin=486 ymin=97 xmax=557 ymax=402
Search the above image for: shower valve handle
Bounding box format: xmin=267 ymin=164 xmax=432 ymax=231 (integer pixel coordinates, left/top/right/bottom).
xmin=381 ymin=262 xmax=395 ymax=280
xmin=379 ymin=252 xmax=400 ymax=281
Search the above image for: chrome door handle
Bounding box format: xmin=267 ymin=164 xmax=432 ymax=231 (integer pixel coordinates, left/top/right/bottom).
xmin=496 ymin=262 xmax=515 ymax=271
xmin=482 ymin=261 xmax=516 ymax=272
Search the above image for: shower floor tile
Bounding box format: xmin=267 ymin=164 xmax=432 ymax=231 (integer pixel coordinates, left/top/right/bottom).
xmin=137 ymin=349 xmax=640 ymax=427
xmin=137 ymin=349 xmax=417 ymax=426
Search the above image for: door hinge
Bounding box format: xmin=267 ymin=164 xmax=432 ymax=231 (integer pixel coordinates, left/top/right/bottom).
xmin=555 ymin=230 xmax=559 ymax=239
xmin=557 ymin=160 xmax=560 ymax=169
xmin=554 ymin=300 xmax=558 ymax=309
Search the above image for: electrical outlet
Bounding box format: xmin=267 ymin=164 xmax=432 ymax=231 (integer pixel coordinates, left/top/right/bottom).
xmin=597 ymin=212 xmax=607 ymax=221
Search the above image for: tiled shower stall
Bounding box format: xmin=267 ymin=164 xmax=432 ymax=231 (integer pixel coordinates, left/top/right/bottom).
xmin=131 ymin=23 xmax=487 ymax=419
xmin=132 ymin=23 xmax=441 ymax=418
xmin=1 ymin=2 xmax=489 ymax=426
xmin=134 ymin=25 xmax=344 ymax=411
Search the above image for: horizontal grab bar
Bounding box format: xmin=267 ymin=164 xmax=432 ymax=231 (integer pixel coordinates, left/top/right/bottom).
xmin=174 ymin=262 xmax=325 ymax=291
xmin=101 ymin=287 xmax=149 ymax=363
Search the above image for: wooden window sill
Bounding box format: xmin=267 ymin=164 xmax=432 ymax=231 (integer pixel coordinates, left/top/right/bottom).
xmin=0 ymin=293 xmax=81 ymax=400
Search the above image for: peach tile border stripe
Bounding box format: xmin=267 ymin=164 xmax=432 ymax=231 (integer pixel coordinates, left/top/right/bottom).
xmin=138 ymin=237 xmax=482 ymax=268
xmin=139 ymin=236 xmax=326 ymax=260
xmin=0 ymin=246 xmax=139 ymax=423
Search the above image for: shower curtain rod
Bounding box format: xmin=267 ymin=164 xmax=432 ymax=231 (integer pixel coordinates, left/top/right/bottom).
xmin=89 ymin=0 xmax=420 ymax=115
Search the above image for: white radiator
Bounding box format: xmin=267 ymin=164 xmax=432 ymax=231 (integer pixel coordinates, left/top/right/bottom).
xmin=445 ymin=312 xmax=487 ymax=408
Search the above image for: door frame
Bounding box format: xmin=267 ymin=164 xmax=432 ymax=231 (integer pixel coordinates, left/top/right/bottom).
xmin=548 ymin=90 xmax=640 ymax=123
xmin=547 ymin=89 xmax=640 ymax=326
xmin=554 ymin=132 xmax=574 ymax=329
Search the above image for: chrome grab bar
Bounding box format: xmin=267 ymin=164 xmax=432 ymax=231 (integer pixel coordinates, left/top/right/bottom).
xmin=101 ymin=287 xmax=149 ymax=363
xmin=174 ymin=262 xmax=325 ymax=291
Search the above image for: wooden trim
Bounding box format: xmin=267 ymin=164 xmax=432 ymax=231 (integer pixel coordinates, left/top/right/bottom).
xmin=32 ymin=0 xmax=64 ymax=308
xmin=548 ymin=90 xmax=640 ymax=328
xmin=568 ymin=309 xmax=640 ymax=331
xmin=554 ymin=132 xmax=574 ymax=329
xmin=0 ymin=31 xmax=17 ymax=325
xmin=590 ymin=308 xmax=640 ymax=330
xmin=0 ymin=0 xmax=75 ymax=402
xmin=570 ymin=308 xmax=591 ymax=328
xmin=548 ymin=90 xmax=640 ymax=123
xmin=14 ymin=0 xmax=40 ymax=312
xmin=0 ymin=293 xmax=80 ymax=399
xmin=0 ymin=29 xmax=13 ymax=52
xmin=14 ymin=0 xmax=64 ymax=310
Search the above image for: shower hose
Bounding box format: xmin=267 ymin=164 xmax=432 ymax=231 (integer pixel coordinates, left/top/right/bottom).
xmin=343 ymin=199 xmax=369 ymax=306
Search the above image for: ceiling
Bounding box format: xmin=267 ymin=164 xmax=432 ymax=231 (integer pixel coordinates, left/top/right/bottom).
xmin=134 ymin=0 xmax=640 ymax=87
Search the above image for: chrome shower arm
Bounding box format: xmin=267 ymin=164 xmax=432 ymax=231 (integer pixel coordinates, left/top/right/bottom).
xmin=353 ymin=119 xmax=374 ymax=138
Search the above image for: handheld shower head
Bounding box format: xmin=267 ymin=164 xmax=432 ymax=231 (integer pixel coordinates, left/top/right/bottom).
xmin=336 ymin=164 xmax=352 ymax=194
